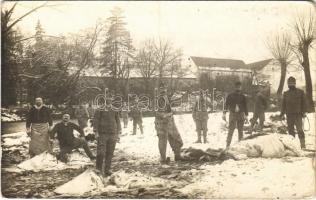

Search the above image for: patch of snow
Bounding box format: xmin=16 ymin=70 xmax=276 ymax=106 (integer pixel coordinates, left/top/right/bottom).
xmin=17 ymin=151 xmax=92 ymax=171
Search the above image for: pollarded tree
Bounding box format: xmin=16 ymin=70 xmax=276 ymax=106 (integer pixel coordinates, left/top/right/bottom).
xmin=266 ymin=33 xmax=294 ymax=96
xmin=291 ymin=10 xmax=316 ymax=112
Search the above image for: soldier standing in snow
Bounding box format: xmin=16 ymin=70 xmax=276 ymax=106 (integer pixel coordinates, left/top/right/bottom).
xmin=93 ymin=98 xmax=121 ymax=176
xmin=280 ymin=76 xmax=308 ymax=149
xmin=249 ymin=88 xmax=268 ymax=133
xmin=155 ymin=83 xmax=184 ymax=164
xmin=223 ymin=81 xmax=248 ymax=148
xmin=26 ymin=97 xmax=53 ymax=157
xmin=130 ymin=101 xmax=144 ymax=135
xmin=192 ymin=90 xmax=209 ymax=143
xmin=121 ymin=102 xmax=129 ymax=128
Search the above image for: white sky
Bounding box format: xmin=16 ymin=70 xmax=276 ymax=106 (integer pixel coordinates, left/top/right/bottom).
xmin=2 ymin=1 xmax=316 ymax=64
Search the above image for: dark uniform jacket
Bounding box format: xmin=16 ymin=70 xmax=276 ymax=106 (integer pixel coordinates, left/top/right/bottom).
xmin=26 ymin=106 xmax=53 ymax=128
xmin=130 ymin=108 xmax=142 ymax=121
xmin=93 ymin=109 xmax=121 ymax=134
xmin=224 ymin=91 xmax=248 ymax=116
xmin=50 ymin=122 xmax=84 ymax=147
xmin=281 ymin=88 xmax=307 ymax=115
xmin=254 ymin=93 xmax=268 ymax=114
xmin=192 ymin=98 xmax=208 ymax=121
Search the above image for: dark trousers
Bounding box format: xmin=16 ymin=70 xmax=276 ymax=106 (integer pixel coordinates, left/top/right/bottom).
xmin=132 ymin=119 xmax=143 ymax=135
xmin=251 ymin=112 xmax=265 ymax=129
xmin=59 ymin=138 xmax=94 ymax=162
xmin=96 ymin=134 xmax=117 ymax=173
xmin=226 ymin=112 xmax=245 ymax=148
xmin=287 ymin=113 xmax=305 ymax=148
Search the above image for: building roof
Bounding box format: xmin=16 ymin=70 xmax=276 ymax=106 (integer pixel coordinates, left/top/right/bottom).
xmin=246 ymin=59 xmax=272 ymax=70
xmin=190 ymin=56 xmax=246 ymax=69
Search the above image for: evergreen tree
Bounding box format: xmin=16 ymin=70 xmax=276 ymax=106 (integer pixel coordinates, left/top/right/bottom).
xmin=99 ymin=7 xmax=134 ymax=92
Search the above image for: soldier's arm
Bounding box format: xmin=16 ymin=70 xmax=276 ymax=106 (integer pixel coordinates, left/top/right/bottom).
xmin=115 ymin=112 xmax=122 ymax=134
xmin=280 ymin=93 xmax=286 ymax=116
xmin=49 ymin=124 xmax=58 ymax=139
xmin=26 ymin=108 xmax=33 ymax=128
xmin=223 ymin=94 xmax=230 ymax=114
xmin=47 ymin=108 xmax=53 ymax=127
xmin=93 ymin=110 xmax=100 ymax=132
xmin=243 ymin=95 xmax=248 ymax=116
xmin=72 ymin=122 xmax=85 ymax=137
xmin=301 ymin=90 xmax=308 ymax=114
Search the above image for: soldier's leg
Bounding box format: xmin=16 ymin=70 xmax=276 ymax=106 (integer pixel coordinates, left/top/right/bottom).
xmin=226 ymin=113 xmax=236 ymax=148
xmin=104 ymin=135 xmax=117 ymax=175
xmin=202 ymin=120 xmax=208 ymax=143
xmin=138 ymin=120 xmax=144 ymax=134
xmin=286 ymin=114 xmax=296 ymax=137
xmin=258 ymin=112 xmax=265 ymax=130
xmin=251 ymin=113 xmax=259 ymax=129
xmin=58 ymin=146 xmax=72 ymax=163
xmin=158 ymin=133 xmax=168 ymax=162
xmin=237 ymin=113 xmax=244 ymax=141
xmin=195 ymin=120 xmax=202 ymax=143
xmin=96 ymin=134 xmax=106 ymax=171
xmin=294 ymin=115 xmax=305 ymax=149
xmin=168 ymin=134 xmax=183 ymax=161
xmin=132 ymin=119 xmax=137 ymax=135
xmin=73 ymin=138 xmax=95 ymax=159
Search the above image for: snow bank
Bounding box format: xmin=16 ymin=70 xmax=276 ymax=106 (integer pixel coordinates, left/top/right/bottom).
xmin=17 ymin=151 xmax=92 ymax=171
xmin=1 ymin=113 xmax=22 ymax=122
xmin=177 ymin=157 xmax=315 ymax=199
xmin=2 ymin=132 xmax=30 ymax=147
xmin=54 ymin=169 xmax=177 ymax=196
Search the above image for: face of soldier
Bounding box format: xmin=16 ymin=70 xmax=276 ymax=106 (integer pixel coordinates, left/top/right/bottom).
xmin=288 ymin=82 xmax=296 ymax=90
xmin=235 ymin=85 xmax=242 ymax=92
xmin=35 ymin=98 xmax=43 ymax=107
xmin=62 ymin=114 xmax=70 ymax=123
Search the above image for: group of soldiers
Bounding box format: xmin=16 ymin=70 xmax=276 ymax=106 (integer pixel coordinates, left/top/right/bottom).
xmin=25 ymin=76 xmax=308 ymax=177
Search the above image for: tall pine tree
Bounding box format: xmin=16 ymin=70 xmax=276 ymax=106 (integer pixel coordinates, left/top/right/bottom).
xmin=99 ymin=7 xmax=134 ymax=93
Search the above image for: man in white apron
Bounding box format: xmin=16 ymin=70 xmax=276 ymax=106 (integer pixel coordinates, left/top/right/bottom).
xmin=26 ymin=97 xmax=53 ymax=157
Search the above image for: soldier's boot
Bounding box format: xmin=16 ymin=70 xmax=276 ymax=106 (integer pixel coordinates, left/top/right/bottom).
xmin=203 ymin=131 xmax=208 ymax=143
xmin=195 ymin=130 xmax=202 ymax=143
xmin=174 ymin=149 xmax=184 ymax=162
xmin=298 ymin=132 xmax=306 ymax=149
xmin=140 ymin=125 xmax=144 ymax=135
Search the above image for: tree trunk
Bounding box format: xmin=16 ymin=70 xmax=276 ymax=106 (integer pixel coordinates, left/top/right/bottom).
xmin=276 ymin=62 xmax=287 ymax=96
xmin=302 ymin=46 xmax=315 ymax=112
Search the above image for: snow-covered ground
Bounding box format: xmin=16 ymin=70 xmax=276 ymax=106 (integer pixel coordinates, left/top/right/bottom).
xmin=1 ymin=112 xmax=316 ymax=198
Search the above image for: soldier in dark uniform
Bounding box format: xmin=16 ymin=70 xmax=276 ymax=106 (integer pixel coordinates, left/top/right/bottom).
xmin=93 ymin=98 xmax=121 ymax=176
xmin=130 ymin=101 xmax=144 ymax=135
xmin=280 ymin=76 xmax=308 ymax=149
xmin=155 ymin=84 xmax=184 ymax=164
xmin=222 ymin=81 xmax=248 ymax=148
xmin=192 ymin=90 xmax=209 ymax=143
xmin=249 ymin=88 xmax=268 ymax=133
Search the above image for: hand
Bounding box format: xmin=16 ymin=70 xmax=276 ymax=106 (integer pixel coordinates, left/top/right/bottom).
xmin=244 ymin=116 xmax=249 ymax=124
xmin=80 ymin=135 xmax=86 ymax=140
xmin=48 ymin=126 xmax=53 ymax=132
xmin=26 ymin=128 xmax=31 ymax=137
xmin=116 ymin=136 xmax=120 ymax=143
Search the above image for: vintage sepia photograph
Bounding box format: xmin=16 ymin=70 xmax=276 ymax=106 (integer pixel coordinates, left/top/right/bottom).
xmin=1 ymin=1 xmax=316 ymax=198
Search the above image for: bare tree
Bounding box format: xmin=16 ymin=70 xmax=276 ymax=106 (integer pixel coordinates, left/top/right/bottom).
xmin=291 ymin=10 xmax=316 ymax=112
xmin=266 ymin=33 xmax=294 ymax=97
xmin=153 ymin=38 xmax=182 ymax=89
xmin=135 ymin=39 xmax=157 ymax=95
